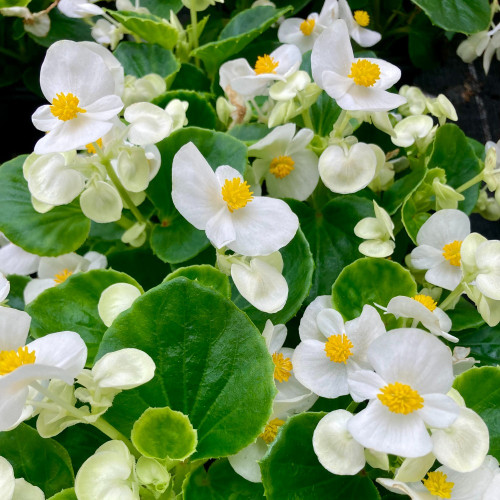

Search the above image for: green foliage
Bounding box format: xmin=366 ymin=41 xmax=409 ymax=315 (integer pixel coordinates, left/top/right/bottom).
xmin=165 ymin=265 xmax=231 ymax=299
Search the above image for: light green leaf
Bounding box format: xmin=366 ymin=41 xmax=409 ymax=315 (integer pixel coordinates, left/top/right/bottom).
xmin=165 ymin=265 xmax=231 ymax=299
xmin=26 ymin=269 xmax=142 ymax=364
xmin=0 ymin=0 xmax=30 ymax=7
xmin=48 ymin=489 xmax=77 ymax=500
xmin=97 ymin=278 xmax=276 ymax=460
xmin=0 ymin=155 xmax=90 ymax=256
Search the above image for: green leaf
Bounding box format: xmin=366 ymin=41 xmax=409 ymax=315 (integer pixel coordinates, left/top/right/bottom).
xmin=448 ymin=298 xmax=484 ymax=332
xmin=228 ymin=123 xmax=272 ymax=144
xmin=231 ymin=229 xmax=314 ymax=330
xmin=132 ymin=407 xmax=197 ymax=460
xmin=260 ymin=412 xmax=381 ymax=500
xmin=109 ymin=10 xmax=178 ymax=50
xmin=332 ymin=258 xmax=417 ymax=327
xmin=171 ymin=63 xmax=211 ymax=92
xmin=411 ymin=0 xmax=490 ymax=34
xmin=97 ymin=278 xmax=275 ymax=460
xmin=26 ymin=269 xmax=142 ymax=364
xmin=456 ymin=322 xmax=500 ymax=366
xmin=113 ymin=42 xmax=180 ymax=84
xmin=0 ymin=423 xmax=74 ymax=497
xmin=0 ymin=156 xmax=90 ymax=256
xmin=288 ymin=196 xmax=374 ymax=303
xmin=147 ymin=127 xmax=247 ymax=264
xmin=6 ymin=274 xmax=30 ymax=311
xmin=183 ymin=459 xmax=264 ymax=499
xmin=48 ymin=489 xmax=77 ymax=500
xmin=308 ymin=91 xmax=342 ymax=136
xmin=165 ymin=265 xmax=231 ymax=299
xmin=140 ymin=0 xmax=183 ymax=16
xmin=191 ymin=6 xmax=292 ymax=75
xmin=427 ymin=124 xmax=481 ymax=214
xmin=0 ymin=0 xmax=30 ymax=7
xmin=453 ymin=366 xmax=500 ymax=460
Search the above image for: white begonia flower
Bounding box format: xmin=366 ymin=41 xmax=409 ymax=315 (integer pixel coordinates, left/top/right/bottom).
xmin=312 ymin=20 xmax=405 ymax=111
xmin=457 ymin=31 xmax=490 ymax=64
xmin=115 ymin=147 xmax=151 ymax=193
xmin=165 ymin=99 xmax=189 ymax=131
xmin=394 ymin=453 xmax=436 ymax=483
xmin=385 ymin=294 xmax=457 ymax=342
xmin=484 ymin=141 xmax=500 ymax=192
xmin=293 ymin=298 xmax=386 ymax=399
xmin=350 ymin=110 xmax=396 ymax=137
xmin=410 ymin=209 xmax=471 ymax=291
xmin=377 ymin=455 xmax=500 ymax=500
xmin=268 ymin=70 xmax=311 ymax=101
xmin=427 ymin=95 xmax=458 ymax=125
xmin=0 ymin=7 xmax=51 ymax=37
xmin=248 ymin=123 xmax=319 ymax=201
xmin=172 ymin=142 xmax=299 ymax=257
xmin=0 ymin=273 xmax=9 ymax=303
xmin=354 ymin=200 xmax=395 ymax=258
xmin=451 ymin=347 xmax=477 ymax=376
xmin=347 ymin=329 xmax=459 ymax=458
xmin=98 ymin=283 xmax=142 ymax=327
xmin=391 ymin=115 xmax=434 ymax=148
xmin=23 ymin=251 xmax=107 ymax=305
xmin=464 ymin=282 xmax=500 ymax=327
xmin=58 ymin=0 xmax=103 ymax=18
xmin=0 ymin=234 xmax=40 ymax=276
xmin=124 ymin=102 xmax=173 ymax=146
xmin=121 ymin=222 xmax=148 ymax=248
xmin=219 ymin=44 xmax=302 ymax=99
xmin=475 ymin=190 xmax=500 ymax=221
xmin=91 ymin=19 xmax=124 ymax=50
xmin=319 ymin=141 xmax=378 ymax=194
xmin=32 ymin=40 xmax=124 ymax=154
xmin=0 ymin=456 xmax=44 ymax=500
xmin=399 ymin=85 xmax=428 ymax=116
xmin=75 ymin=440 xmax=140 ymax=500
xmin=122 ymin=74 xmax=167 ymax=108
xmin=337 ymin=0 xmax=381 ymax=47
xmin=80 ymin=179 xmax=123 ymax=223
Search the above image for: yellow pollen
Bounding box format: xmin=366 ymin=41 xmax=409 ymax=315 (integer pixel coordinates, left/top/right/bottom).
xmin=324 ymin=334 xmax=353 ymax=364
xmin=354 ymin=10 xmax=370 ymax=27
xmin=0 ymin=346 xmax=36 ymax=376
xmin=260 ymin=418 xmax=285 ymax=444
xmin=442 ymin=240 xmax=462 ymax=267
xmin=378 ymin=382 xmax=424 ymax=414
xmin=269 ymin=155 xmax=295 ymax=179
xmin=50 ymin=92 xmax=86 ymax=121
xmin=221 ymin=177 xmax=254 ymax=212
xmin=300 ymin=18 xmax=316 ymax=36
xmin=272 ymin=352 xmax=293 ymax=383
xmin=348 ymin=59 xmax=381 ymax=87
xmin=54 ymin=269 xmax=73 ymax=285
xmin=412 ymin=294 xmax=438 ymax=312
xmin=422 ymin=471 xmax=454 ymax=499
xmin=85 ymin=138 xmax=103 ymax=154
xmin=254 ymin=54 xmax=279 ymax=75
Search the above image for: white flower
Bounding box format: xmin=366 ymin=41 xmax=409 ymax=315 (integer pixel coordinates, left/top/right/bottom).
xmin=248 ymin=123 xmax=319 ymax=201
xmin=0 ymin=234 xmax=40 ymax=276
xmin=293 ymin=297 xmax=386 ymax=399
xmin=433 ymin=178 xmax=465 ymax=211
xmin=32 ymin=40 xmax=123 ymax=154
xmin=337 ymin=0 xmax=381 ymax=47
xmin=391 ymin=115 xmax=435 ymax=148
xmin=451 ymin=347 xmax=477 ymax=376
xmin=354 ymin=200 xmax=395 ymax=258
xmin=91 ymin=19 xmax=124 ymax=50
xmin=347 ymin=328 xmax=459 ymax=458
xmin=0 ymin=456 xmax=44 ymax=500
xmin=312 ymin=20 xmax=405 ymax=111
xmin=426 ymin=95 xmax=458 ymax=125
xmin=58 ymin=0 xmax=103 ymax=18
xmin=464 ymin=282 xmax=500 ymax=327
xmin=399 ymin=85 xmax=428 ymax=116
xmin=98 ymin=283 xmax=142 ymax=327
xmin=0 ymin=273 xmax=9 ymax=303
xmin=219 ymin=44 xmax=302 ymax=99
xmin=278 ymin=14 xmax=322 ymax=54
xmin=410 ymin=209 xmax=471 ymax=291
xmin=171 ymin=142 xmax=299 ymax=257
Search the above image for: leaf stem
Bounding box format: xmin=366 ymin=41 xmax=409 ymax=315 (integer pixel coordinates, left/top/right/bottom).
xmin=456 ymin=173 xmax=484 ymax=193
xmin=190 ymin=7 xmax=200 ymax=67
xmin=301 ymin=109 xmax=314 ymax=130
xmin=332 ymin=110 xmax=350 ymax=138
xmin=346 ymin=401 xmax=359 ymax=413
xmin=439 ymin=283 xmax=464 ymax=311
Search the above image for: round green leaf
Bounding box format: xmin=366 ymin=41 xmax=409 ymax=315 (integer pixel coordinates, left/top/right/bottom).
xmin=26 ymin=269 xmax=143 ymax=364
xmin=165 ymin=265 xmax=231 ymax=299
xmin=0 ymin=155 xmax=90 ymax=256
xmin=171 ymin=63 xmax=211 ymax=92
xmin=260 ymin=412 xmax=381 ymax=500
xmin=97 ymin=278 xmax=275 ymax=460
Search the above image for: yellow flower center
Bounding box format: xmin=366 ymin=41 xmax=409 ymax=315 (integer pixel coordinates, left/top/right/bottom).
xmin=272 ymin=352 xmax=293 ymax=383
xmin=354 ymin=10 xmax=370 ymax=27
xmin=324 ymin=334 xmax=353 ymax=364
xmin=300 ymin=18 xmax=316 ymax=36
xmin=269 ymin=155 xmax=295 ymax=179
xmin=54 ymin=269 xmax=73 ymax=285
xmin=85 ymin=138 xmax=103 ymax=154
xmin=422 ymin=471 xmax=454 ymax=498
xmin=348 ymin=59 xmax=381 ymax=87
xmin=412 ymin=294 xmax=437 ymax=312
xmin=442 ymin=240 xmax=462 ymax=267
xmin=221 ymin=177 xmax=254 ymax=213
xmin=0 ymin=346 xmax=36 ymax=376
xmin=50 ymin=92 xmax=86 ymax=121
xmin=378 ymin=382 xmax=424 ymax=414
xmin=254 ymin=54 xmax=279 ymax=75
xmin=260 ymin=418 xmax=285 ymax=444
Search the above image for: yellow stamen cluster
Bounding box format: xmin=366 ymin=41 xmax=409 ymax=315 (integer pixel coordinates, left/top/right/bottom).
xmin=300 ymin=18 xmax=316 ymax=36
xmin=269 ymin=155 xmax=295 ymax=179
xmin=85 ymin=138 xmax=103 ymax=154
xmin=378 ymin=382 xmax=424 ymax=414
xmin=54 ymin=268 xmax=73 ymax=285
xmin=260 ymin=418 xmax=285 ymax=444
xmin=50 ymin=92 xmax=86 ymax=121
xmin=412 ymin=294 xmax=438 ymax=312
xmin=254 ymin=55 xmax=279 ymax=75
xmin=324 ymin=334 xmax=353 ymax=364
xmin=0 ymin=346 xmax=36 ymax=376
xmin=422 ymin=471 xmax=454 ymax=498
xmin=348 ymin=59 xmax=381 ymax=87
xmin=272 ymin=352 xmax=293 ymax=383
xmin=442 ymin=240 xmax=462 ymax=267
xmin=221 ymin=178 xmax=254 ymax=212
xmin=354 ymin=10 xmax=370 ymax=27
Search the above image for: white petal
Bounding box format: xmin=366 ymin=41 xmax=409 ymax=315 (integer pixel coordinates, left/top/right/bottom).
xmin=262 ymin=320 xmax=287 ymax=354
xmin=0 ymin=274 xmax=9 ymax=302
xmin=80 ymin=181 xmax=123 ymax=223
xmin=376 ymin=478 xmax=433 ymax=500
xmin=38 ymin=252 xmax=87 ymax=278
xmin=316 ymin=308 xmax=345 ymax=338
xmin=205 ymin=207 xmax=236 ymax=249
xmin=124 ymin=102 xmax=173 ymax=146
xmin=248 ymin=123 xmax=296 ymax=159
xmin=98 ymin=283 xmax=142 ymax=327
xmin=425 ymin=261 xmax=463 ymax=291
xmin=416 ymin=209 xmax=471 ymax=248
xmin=228 ymin=440 xmax=268 ymax=483
xmin=12 ymin=478 xmax=44 ymax=500
xmin=347 ymin=368 xmax=386 ymax=402
xmin=337 ymin=86 xmax=407 ymax=112
xmin=321 ymin=70 xmax=353 ymax=100
xmin=83 ymin=251 xmax=107 ymax=270
xmin=411 ymin=245 xmax=445 ymax=270
xmin=270 ymin=44 xmax=302 ymax=76
xmin=418 ymin=393 xmax=459 ymax=428
xmin=395 ymin=453 xmax=435 ymax=482
xmin=23 ymin=279 xmax=56 ymax=305
xmin=0 ymin=244 xmax=40 ymax=275
xmin=299 ymin=295 xmax=333 ymax=342
xmin=0 ymin=308 xmax=31 ymax=350
xmin=350 ymin=26 xmax=382 ymax=47
xmin=0 ymin=456 xmax=15 ymax=500
xmin=83 ymin=95 xmax=123 ymax=121
xmin=0 ymin=386 xmax=29 ymax=432
xmin=358 ymin=240 xmax=395 ymax=258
